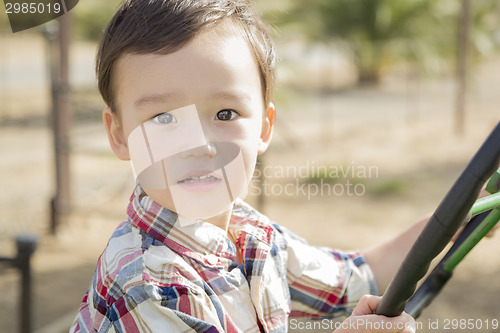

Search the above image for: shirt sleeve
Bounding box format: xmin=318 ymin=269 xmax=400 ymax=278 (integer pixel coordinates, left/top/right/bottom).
xmin=70 ymin=277 xmax=227 ymax=333
xmin=273 ymin=224 xmax=378 ymax=319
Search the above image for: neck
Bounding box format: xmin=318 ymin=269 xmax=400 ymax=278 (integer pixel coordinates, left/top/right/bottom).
xmin=205 ymin=208 xmax=233 ymax=232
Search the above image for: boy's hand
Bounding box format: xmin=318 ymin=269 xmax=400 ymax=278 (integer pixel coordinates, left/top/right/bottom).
xmin=334 ymin=295 xmax=416 ymax=333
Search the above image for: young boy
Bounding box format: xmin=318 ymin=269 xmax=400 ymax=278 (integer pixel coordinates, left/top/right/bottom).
xmin=71 ymin=0 xmax=419 ymax=332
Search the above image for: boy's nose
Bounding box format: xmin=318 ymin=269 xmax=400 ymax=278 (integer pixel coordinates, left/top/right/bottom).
xmin=207 ymin=144 xmax=217 ymax=158
xmin=178 ymin=143 xmax=217 ymax=159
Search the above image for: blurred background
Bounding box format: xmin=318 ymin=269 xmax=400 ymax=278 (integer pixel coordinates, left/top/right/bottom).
xmin=0 ymin=0 xmax=499 ymax=332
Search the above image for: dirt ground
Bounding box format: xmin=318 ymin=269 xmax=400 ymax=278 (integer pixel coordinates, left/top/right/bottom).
xmin=1 ymin=36 xmax=499 ymax=332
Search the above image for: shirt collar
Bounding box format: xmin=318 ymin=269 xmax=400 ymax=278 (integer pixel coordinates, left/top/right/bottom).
xmin=127 ymin=185 xmax=274 ymax=269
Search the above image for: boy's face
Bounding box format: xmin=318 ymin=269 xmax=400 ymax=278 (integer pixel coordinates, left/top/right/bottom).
xmin=103 ymin=26 xmax=275 ymax=223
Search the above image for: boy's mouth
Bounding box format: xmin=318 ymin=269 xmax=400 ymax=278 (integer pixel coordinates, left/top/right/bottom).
xmin=176 ymin=171 xmax=223 ymax=193
xmin=178 ymin=174 xmax=220 ymax=183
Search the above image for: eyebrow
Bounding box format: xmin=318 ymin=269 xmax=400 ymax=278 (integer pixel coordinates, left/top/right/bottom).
xmin=133 ymin=92 xmax=182 ymax=109
xmin=210 ymin=90 xmax=252 ymax=104
xmin=133 ymin=90 xmax=252 ymax=109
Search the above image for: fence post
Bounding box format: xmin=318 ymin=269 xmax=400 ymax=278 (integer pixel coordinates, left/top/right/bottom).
xmin=15 ymin=235 xmax=38 ymax=333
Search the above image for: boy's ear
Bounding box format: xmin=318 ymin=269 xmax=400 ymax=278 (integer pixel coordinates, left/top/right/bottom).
xmin=258 ymin=103 xmax=276 ymax=155
xmin=103 ymin=107 xmax=130 ymax=160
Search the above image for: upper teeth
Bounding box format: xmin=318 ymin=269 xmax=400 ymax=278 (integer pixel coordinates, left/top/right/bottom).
xmin=181 ymin=175 xmax=216 ymax=183
xmin=187 ymin=175 xmax=210 ymax=180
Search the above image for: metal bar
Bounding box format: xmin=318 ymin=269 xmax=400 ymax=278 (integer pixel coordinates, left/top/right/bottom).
xmin=0 ymin=235 xmax=37 ymax=333
xmin=376 ymin=122 xmax=500 ymax=317
xmin=404 ymin=168 xmax=500 ymax=318
xmin=0 ymin=258 xmax=16 ymax=265
xmin=485 ymin=167 xmax=500 ymax=194
xmin=404 ymin=210 xmax=489 ymax=318
xmin=443 ymin=208 xmax=500 ymax=272
xmin=404 ymin=264 xmax=452 ymax=319
xmin=470 ymin=192 xmax=500 ymax=216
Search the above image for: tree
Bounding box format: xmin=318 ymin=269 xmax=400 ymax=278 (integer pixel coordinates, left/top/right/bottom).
xmin=273 ymin=0 xmax=499 ymax=85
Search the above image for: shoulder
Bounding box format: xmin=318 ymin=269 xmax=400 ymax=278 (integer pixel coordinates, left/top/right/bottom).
xmin=91 ymin=221 xmax=205 ymax=311
xmin=76 ymin=241 xmax=217 ymax=332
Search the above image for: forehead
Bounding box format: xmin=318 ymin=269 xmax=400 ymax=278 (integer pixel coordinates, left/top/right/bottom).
xmin=113 ymin=26 xmax=263 ymax=113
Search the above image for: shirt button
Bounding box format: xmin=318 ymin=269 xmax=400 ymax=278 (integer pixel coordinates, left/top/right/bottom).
xmin=206 ymin=254 xmax=218 ymax=265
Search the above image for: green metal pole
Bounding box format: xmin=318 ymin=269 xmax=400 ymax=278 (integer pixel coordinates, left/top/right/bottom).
xmin=443 ymin=208 xmax=500 ymax=272
xmin=470 ymin=192 xmax=500 ymax=216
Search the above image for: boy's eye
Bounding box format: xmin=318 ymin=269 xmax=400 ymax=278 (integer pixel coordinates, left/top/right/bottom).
xmin=215 ymin=109 xmax=238 ymax=121
xmin=152 ymin=113 xmax=177 ymax=125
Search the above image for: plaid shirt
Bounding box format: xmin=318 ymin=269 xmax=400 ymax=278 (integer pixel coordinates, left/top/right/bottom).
xmin=71 ymin=186 xmax=377 ymax=332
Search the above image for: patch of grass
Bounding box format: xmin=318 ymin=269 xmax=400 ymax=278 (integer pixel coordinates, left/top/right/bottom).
xmin=367 ymin=178 xmax=407 ymax=197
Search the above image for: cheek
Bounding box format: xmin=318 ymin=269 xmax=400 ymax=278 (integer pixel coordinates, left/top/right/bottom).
xmin=230 ymin=120 xmax=261 ymax=169
xmin=239 ymin=142 xmax=259 ymax=184
xmin=232 ymin=116 xmax=263 ymax=143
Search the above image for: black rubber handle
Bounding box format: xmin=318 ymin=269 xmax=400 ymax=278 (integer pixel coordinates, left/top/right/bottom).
xmin=404 ymin=210 xmax=490 ymax=318
xmin=376 ymin=122 xmax=500 ymax=317
xmin=404 ymin=264 xmax=452 ymax=319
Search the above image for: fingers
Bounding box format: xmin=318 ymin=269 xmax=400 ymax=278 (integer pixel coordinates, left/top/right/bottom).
xmin=335 ymin=295 xmax=416 ymax=333
xmin=338 ymin=314 xmax=416 ymax=333
xmin=351 ymin=295 xmax=381 ymax=316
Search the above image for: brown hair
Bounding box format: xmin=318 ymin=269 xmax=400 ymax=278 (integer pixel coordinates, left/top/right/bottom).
xmin=96 ymin=0 xmax=277 ymax=112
